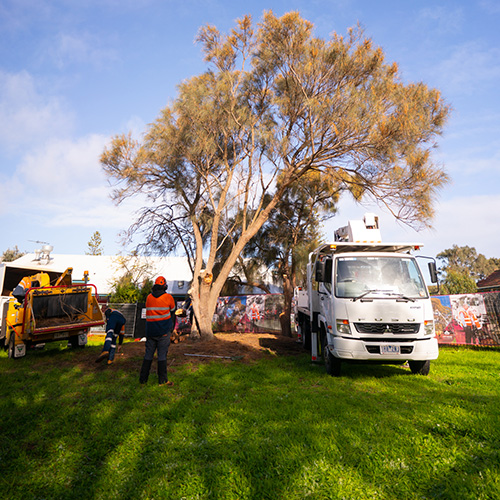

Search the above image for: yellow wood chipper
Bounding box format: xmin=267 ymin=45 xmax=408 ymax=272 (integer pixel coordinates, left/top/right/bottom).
xmin=0 ymin=267 xmax=104 ymax=358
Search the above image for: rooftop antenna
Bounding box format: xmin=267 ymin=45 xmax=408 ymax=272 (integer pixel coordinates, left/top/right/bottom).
xmin=29 ymin=240 xmax=53 ymax=264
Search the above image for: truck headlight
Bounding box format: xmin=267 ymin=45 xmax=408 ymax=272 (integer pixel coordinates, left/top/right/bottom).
xmin=424 ymin=320 xmax=435 ymax=336
xmin=336 ymin=319 xmax=351 ymax=335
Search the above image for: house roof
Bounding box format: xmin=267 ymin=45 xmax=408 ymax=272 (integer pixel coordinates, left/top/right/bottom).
xmin=477 ymin=269 xmax=500 ymax=290
xmin=7 ymin=253 xmax=193 ymax=295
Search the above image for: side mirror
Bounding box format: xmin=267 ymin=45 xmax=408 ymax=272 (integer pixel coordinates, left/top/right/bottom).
xmin=428 ymin=262 xmax=438 ymax=284
xmin=315 ymin=260 xmax=325 ymax=282
xmin=315 ymin=258 xmax=332 ymax=283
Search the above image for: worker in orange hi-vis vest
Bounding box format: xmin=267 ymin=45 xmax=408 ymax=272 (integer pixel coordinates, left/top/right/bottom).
xmin=250 ymin=301 xmax=261 ymax=332
xmin=139 ymin=276 xmax=176 ymax=386
xmin=12 ymin=272 xmax=50 ymax=304
xmin=457 ymin=302 xmax=481 ymax=345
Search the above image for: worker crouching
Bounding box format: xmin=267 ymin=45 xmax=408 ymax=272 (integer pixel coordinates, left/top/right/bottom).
xmin=96 ymin=308 xmax=126 ymax=365
xmin=140 ymin=276 xmax=176 ymax=386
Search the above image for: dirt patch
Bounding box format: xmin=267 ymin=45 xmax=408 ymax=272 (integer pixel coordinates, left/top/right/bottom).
xmin=81 ymin=332 xmax=305 ymax=371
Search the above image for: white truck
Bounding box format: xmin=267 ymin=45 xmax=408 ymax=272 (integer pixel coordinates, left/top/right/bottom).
xmin=294 ymin=213 xmax=439 ymax=376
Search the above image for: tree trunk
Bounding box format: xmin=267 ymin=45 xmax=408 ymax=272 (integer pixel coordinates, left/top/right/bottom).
xmin=196 ymin=311 xmax=214 ymax=339
xmin=191 ymin=280 xmax=216 ymax=340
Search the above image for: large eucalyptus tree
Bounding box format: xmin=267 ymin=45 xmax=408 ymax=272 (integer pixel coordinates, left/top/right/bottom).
xmin=102 ymin=11 xmax=450 ymax=339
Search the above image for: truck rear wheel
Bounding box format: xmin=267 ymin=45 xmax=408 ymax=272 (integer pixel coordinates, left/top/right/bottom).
xmin=321 ymin=331 xmax=341 ymax=377
xmin=301 ymin=320 xmax=311 ymax=351
xmin=409 ymin=360 xmax=430 ymax=375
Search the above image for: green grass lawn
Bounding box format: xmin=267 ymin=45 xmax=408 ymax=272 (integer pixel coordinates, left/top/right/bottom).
xmin=0 ymin=342 xmax=499 ymax=500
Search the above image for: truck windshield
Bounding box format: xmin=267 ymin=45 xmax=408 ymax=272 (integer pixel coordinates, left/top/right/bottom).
xmin=335 ymin=256 xmax=428 ymax=299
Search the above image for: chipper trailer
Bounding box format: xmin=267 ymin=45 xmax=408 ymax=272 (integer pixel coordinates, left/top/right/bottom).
xmin=0 ymin=266 xmax=104 ymax=358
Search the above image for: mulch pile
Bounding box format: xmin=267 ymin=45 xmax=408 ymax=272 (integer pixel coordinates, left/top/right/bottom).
xmin=83 ymin=332 xmax=304 ymax=372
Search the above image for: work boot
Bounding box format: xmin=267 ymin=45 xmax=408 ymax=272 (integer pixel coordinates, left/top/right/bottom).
xmin=139 ymin=359 xmax=153 ymax=384
xmin=158 ymin=359 xmax=169 ymax=385
xmin=95 ymin=351 xmax=109 ymax=363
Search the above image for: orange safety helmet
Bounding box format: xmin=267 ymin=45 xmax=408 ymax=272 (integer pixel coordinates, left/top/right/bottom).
xmin=155 ymin=276 xmax=167 ymax=287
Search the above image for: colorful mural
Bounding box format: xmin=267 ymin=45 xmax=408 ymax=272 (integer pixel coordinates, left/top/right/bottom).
xmin=432 ymin=291 xmax=500 ymax=346
xmin=212 ymin=294 xmax=284 ymax=333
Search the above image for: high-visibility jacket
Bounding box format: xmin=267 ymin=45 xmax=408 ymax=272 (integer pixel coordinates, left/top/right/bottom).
xmin=251 ymin=303 xmax=260 ymax=321
xmin=13 ymin=272 xmax=50 ymax=301
xmin=458 ymin=308 xmax=481 ymax=329
xmin=145 ymin=290 xmax=176 ymax=337
xmin=18 ymin=276 xmax=33 ymax=290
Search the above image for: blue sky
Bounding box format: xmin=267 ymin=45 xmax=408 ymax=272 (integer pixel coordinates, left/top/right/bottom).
xmin=1 ymin=0 xmax=499 ymax=262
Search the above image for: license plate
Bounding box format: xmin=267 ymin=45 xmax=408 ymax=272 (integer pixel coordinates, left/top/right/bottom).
xmin=54 ymin=332 xmax=68 ymax=340
xmin=380 ymin=345 xmax=400 ymax=355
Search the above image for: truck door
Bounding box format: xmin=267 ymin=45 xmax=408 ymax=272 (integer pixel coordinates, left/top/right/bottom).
xmin=316 ymin=256 xmax=333 ymax=331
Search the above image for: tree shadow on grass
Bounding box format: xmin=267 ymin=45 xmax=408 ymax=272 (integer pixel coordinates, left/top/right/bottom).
xmin=1 ymin=337 xmax=499 ymax=499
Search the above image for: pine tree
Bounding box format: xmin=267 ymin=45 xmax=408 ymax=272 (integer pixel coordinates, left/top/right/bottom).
xmin=86 ymin=231 xmax=104 ymax=255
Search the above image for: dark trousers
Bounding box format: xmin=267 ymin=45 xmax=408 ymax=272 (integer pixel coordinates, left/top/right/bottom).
xmin=140 ymin=334 xmax=171 ymax=384
xmin=102 ymin=330 xmax=117 ymax=361
xmin=464 ymin=326 xmax=473 ymax=344
xmin=144 ymin=334 xmax=171 ymax=361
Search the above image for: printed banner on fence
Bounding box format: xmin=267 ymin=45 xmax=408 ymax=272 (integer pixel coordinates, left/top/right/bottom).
xmin=174 ymin=290 xmax=500 ymax=346
xmin=212 ymin=294 xmax=284 ymax=333
xmin=432 ymin=291 xmax=500 ymax=346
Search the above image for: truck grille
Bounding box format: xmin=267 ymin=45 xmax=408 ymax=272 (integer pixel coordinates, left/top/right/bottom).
xmin=354 ymin=323 xmax=420 ymax=334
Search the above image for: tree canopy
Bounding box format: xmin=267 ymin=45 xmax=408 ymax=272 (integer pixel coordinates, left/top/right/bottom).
xmin=101 ymin=11 xmax=450 ymax=338
xmin=436 ymin=244 xmax=500 ymax=294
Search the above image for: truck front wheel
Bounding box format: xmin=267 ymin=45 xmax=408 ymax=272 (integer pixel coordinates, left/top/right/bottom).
xmin=321 ymin=331 xmax=341 ymax=377
xmin=409 ymin=360 xmax=430 ymax=375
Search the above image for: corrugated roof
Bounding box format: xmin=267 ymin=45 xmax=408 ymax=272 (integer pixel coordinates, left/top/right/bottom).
xmin=9 ymin=254 xmax=192 ymax=295
xmin=477 ymin=269 xmax=500 ymax=290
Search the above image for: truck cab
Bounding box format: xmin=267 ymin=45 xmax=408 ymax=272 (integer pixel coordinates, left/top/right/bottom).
xmin=296 ymin=214 xmax=439 ymax=376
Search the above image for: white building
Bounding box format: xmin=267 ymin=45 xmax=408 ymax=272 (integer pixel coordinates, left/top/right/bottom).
xmin=8 ymin=253 xmax=193 ymax=297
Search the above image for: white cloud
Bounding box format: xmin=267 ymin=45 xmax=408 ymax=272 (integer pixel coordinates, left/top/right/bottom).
xmin=44 ymin=197 xmax=143 ymax=229
xmin=444 ymin=145 xmax=500 ymax=178
xmin=426 ymin=195 xmax=500 ymax=259
xmin=0 ymin=70 xmax=73 ymax=152
xmin=46 ymin=32 xmax=118 ymax=69
xmin=18 ymin=134 xmax=109 ymax=192
xmin=436 ymin=42 xmax=500 ymax=95
xmin=418 ymin=6 xmax=464 ymax=34
xmin=14 ymin=132 xmax=148 ymax=229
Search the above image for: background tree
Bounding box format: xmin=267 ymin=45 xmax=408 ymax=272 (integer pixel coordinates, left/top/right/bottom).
xmin=214 ymin=238 xmax=275 ymax=297
xmin=1 ymin=246 xmax=25 ymax=262
xmin=86 ymin=231 xmax=104 ymax=256
xmin=108 ymin=254 xmax=155 ymax=303
xmin=108 ymin=277 xmax=152 ymax=303
xmin=102 ymin=12 xmax=450 ymax=339
xmin=440 ymin=269 xmax=478 ymax=295
xmin=244 ymin=171 xmax=338 ymax=336
xmin=437 ymin=245 xmax=500 ymax=294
